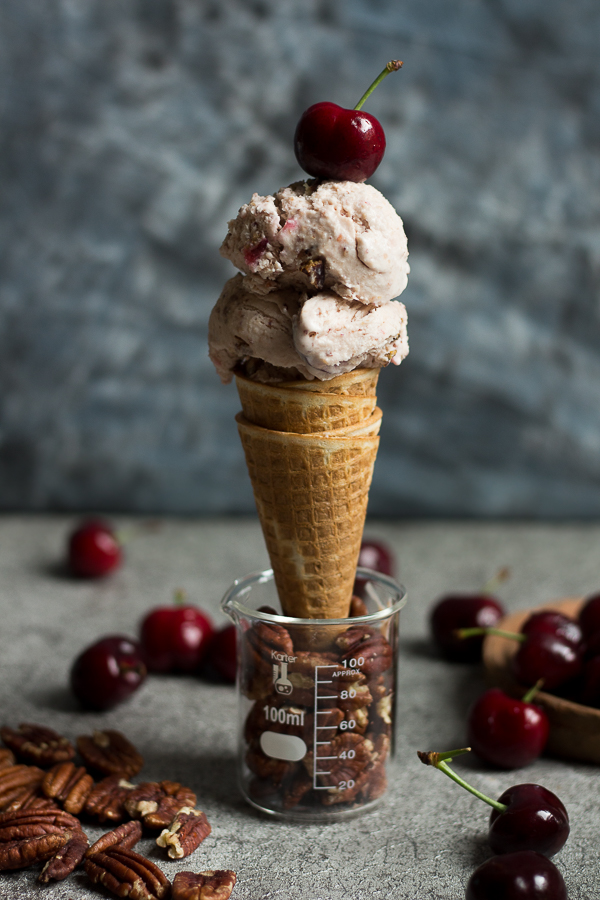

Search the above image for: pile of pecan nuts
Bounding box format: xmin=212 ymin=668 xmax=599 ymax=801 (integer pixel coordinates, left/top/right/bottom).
xmin=0 ymin=723 xmax=236 ymax=900
xmin=242 ymin=611 xmax=394 ymax=812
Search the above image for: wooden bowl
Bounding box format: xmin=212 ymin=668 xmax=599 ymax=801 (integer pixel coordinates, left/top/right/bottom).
xmin=483 ymin=597 xmax=600 ymax=765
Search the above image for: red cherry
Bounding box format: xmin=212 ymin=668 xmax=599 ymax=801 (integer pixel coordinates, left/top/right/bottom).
xmin=580 ymin=654 xmax=600 ymax=706
xmin=582 ymin=629 xmax=600 ymax=660
xmin=294 ymin=102 xmax=385 ymax=183
xmin=578 ymin=592 xmax=600 ymax=640
xmin=204 ymin=624 xmax=237 ymax=683
xmin=489 ymin=784 xmax=569 ymax=857
xmin=418 ymin=749 xmax=569 ymax=859
xmin=140 ymin=592 xmax=215 ymax=674
xmin=512 ymin=632 xmax=582 ymax=691
xmin=430 ymin=594 xmax=506 ymax=662
xmin=467 ymin=687 xmax=549 ymax=769
xmin=70 ymin=635 xmax=147 ymax=710
xmin=67 ymin=519 xmax=122 ymax=578
xmin=521 ymin=611 xmax=582 ymax=649
xmin=293 ymin=60 xmax=402 ymax=183
xmin=357 ymin=538 xmax=395 ymax=577
xmin=466 ymin=851 xmax=567 ymax=900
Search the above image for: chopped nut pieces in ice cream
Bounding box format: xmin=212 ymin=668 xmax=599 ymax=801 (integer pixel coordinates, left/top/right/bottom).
xmin=208 ymin=274 xmax=408 ymax=383
xmin=220 ymin=180 xmax=409 ymax=306
xmin=210 ymin=177 xmax=409 ymax=384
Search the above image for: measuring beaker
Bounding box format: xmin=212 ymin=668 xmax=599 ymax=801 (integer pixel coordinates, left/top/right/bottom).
xmin=221 ymin=567 xmax=407 ymax=822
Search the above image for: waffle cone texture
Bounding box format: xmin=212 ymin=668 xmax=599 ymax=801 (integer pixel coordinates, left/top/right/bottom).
xmin=235 ymin=369 xmax=381 ymax=619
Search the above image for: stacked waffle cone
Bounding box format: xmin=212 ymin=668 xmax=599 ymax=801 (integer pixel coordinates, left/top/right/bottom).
xmin=235 ymin=369 xmax=382 ymax=619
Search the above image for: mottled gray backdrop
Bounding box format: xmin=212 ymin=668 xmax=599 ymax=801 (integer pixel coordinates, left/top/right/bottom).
xmin=1 ymin=0 xmax=600 ymax=517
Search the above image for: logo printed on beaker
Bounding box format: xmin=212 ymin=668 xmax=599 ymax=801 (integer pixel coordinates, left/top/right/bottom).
xmin=272 ymin=660 xmax=293 ymax=695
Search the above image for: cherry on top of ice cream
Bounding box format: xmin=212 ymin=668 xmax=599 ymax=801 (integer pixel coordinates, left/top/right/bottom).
xmin=294 ymin=61 xmax=403 ymax=182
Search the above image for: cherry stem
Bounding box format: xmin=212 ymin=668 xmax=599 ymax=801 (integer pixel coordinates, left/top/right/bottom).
xmin=417 ymin=749 xmax=507 ymax=813
xmin=354 ymin=60 xmax=403 ymax=111
xmin=522 ymin=679 xmax=544 ymax=703
xmin=481 ymin=566 xmax=511 ymax=595
xmin=173 ymin=588 xmax=187 ymax=607
xmin=455 ymin=626 xmax=525 ymax=642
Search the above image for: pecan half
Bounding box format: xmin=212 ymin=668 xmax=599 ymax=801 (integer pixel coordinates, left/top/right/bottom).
xmin=349 ymin=594 xmax=368 ymax=617
xmin=84 ymin=845 xmax=170 ymax=900
xmin=244 ymin=618 xmax=294 ymax=676
xmin=19 ymin=795 xmax=58 ymax=812
xmin=38 ymin=827 xmax=89 ymax=882
xmin=84 ymin=775 xmax=135 ymax=823
xmin=172 ymin=870 xmax=237 ymax=900
xmin=0 ymin=831 xmax=71 ymax=871
xmin=0 ymin=749 xmax=15 ymax=771
xmin=245 ymin=745 xmax=294 ymax=788
xmin=282 ymin=767 xmax=314 ymax=810
xmin=42 ymin=761 xmax=93 ymax=814
xmin=0 ymin=807 xmax=80 ymax=842
xmin=0 ymin=724 xmax=75 ymax=767
xmin=156 ymin=807 xmax=211 ymax=859
xmin=87 ymin=820 xmax=143 ymax=856
xmin=335 ymin=625 xmax=393 ymax=676
xmin=77 ymin=730 xmax=144 ymax=779
xmin=0 ymin=765 xmax=44 ymax=812
xmin=124 ymin=780 xmax=197 ymax=829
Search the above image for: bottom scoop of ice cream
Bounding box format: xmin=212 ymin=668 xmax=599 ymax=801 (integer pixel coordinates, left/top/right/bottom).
xmin=208 ymin=274 xmax=408 ymax=383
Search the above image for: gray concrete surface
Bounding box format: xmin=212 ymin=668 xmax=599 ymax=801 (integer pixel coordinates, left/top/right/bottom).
xmin=2 ymin=1 xmax=600 ymax=518
xmin=1 ymin=515 xmax=600 ymax=898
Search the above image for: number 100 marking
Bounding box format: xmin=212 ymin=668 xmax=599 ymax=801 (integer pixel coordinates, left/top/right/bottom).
xmin=341 ymin=657 xmax=365 ymax=669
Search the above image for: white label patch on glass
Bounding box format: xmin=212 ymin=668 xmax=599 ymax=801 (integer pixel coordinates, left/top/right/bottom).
xmin=260 ymin=731 xmax=307 ymax=761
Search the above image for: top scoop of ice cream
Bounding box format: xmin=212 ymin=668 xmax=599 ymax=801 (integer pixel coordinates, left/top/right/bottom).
xmin=220 ymin=180 xmax=409 ymax=307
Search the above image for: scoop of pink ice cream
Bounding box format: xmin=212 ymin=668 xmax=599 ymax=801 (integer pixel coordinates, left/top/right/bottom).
xmin=208 ymin=274 xmax=408 ymax=383
xmin=220 ymin=180 xmax=409 ymax=307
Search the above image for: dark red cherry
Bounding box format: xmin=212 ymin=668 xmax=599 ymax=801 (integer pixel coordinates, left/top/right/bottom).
xmin=512 ymin=633 xmax=582 ymax=691
xmin=489 ymin=784 xmax=569 ymax=857
xmin=467 ymin=687 xmax=549 ymax=769
xmin=582 ymin=629 xmax=600 ymax=660
xmin=578 ymin=592 xmax=600 ymax=640
xmin=67 ymin=518 xmax=122 ymax=578
xmin=140 ymin=591 xmax=215 ymax=674
xmin=521 ymin=611 xmax=582 ymax=649
xmin=204 ymin=624 xmax=237 ymax=683
xmin=466 ymin=851 xmax=567 ymax=900
xmin=357 ymin=538 xmax=395 ymax=577
xmin=70 ymin=635 xmax=147 ymax=710
xmin=294 ymin=102 xmax=386 ymax=182
xmin=580 ymin=654 xmax=600 ymax=707
xmin=418 ymin=749 xmax=569 ymax=860
xmin=430 ymin=594 xmax=506 ymax=662
xmin=293 ymin=61 xmax=402 ymax=183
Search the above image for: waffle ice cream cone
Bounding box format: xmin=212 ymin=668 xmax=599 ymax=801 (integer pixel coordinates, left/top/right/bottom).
xmin=235 ymin=383 xmax=382 ymax=618
xmin=210 ymin=179 xmax=410 ymax=618
xmin=235 ymin=369 xmax=379 ymax=433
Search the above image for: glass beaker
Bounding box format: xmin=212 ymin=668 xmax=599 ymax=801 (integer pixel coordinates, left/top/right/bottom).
xmin=221 ymin=567 xmax=407 ymax=822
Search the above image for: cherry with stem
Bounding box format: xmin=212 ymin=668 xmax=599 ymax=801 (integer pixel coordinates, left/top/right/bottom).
xmin=429 ymin=567 xmax=509 ymax=663
xmin=467 ymin=681 xmax=549 ymax=769
xmin=457 ymin=623 xmax=582 ymax=691
xmin=417 ymin=747 xmax=569 ymax=857
xmin=294 ymin=61 xmax=403 ymax=182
